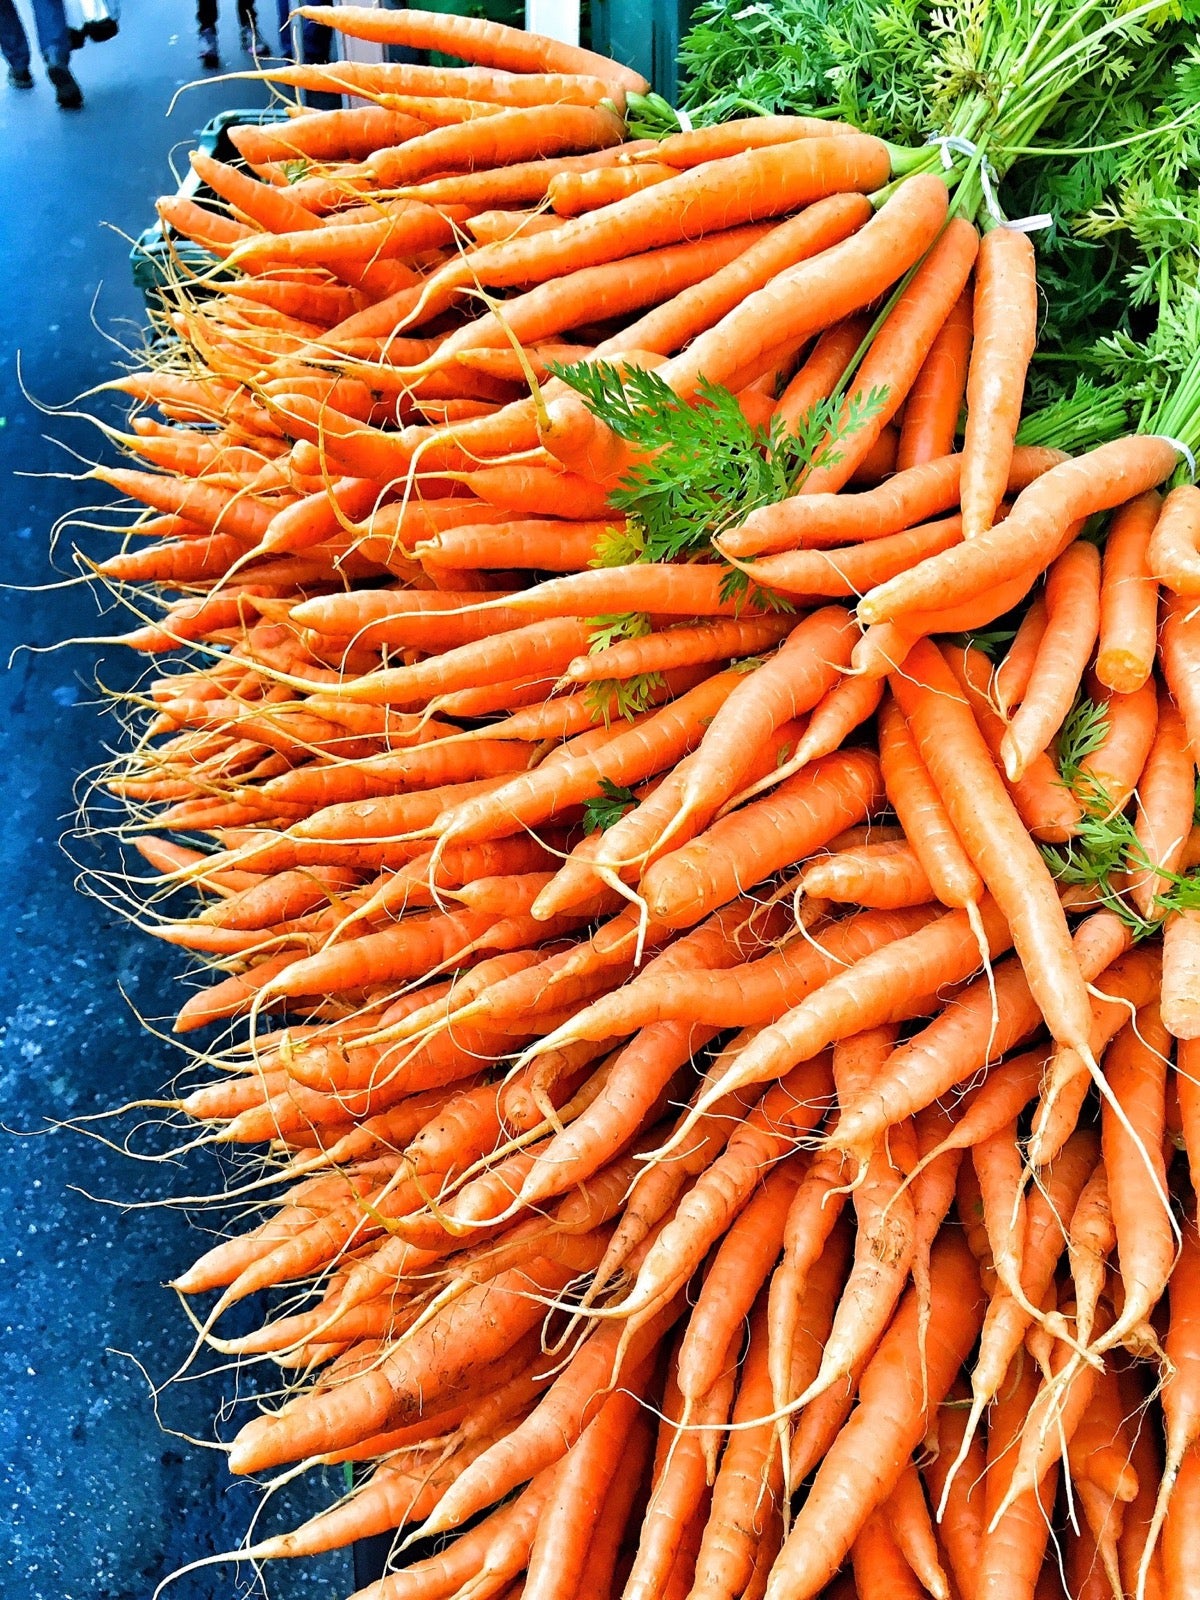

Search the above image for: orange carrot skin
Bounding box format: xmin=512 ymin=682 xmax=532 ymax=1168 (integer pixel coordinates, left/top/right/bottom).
xmin=890 ymin=640 xmax=1093 ymax=1057
xmin=1097 ymin=491 xmax=1161 ymax=692
xmin=1159 ymin=588 xmax=1200 ymax=758
xmin=1149 ymin=483 xmax=1200 ymax=594
xmin=773 ymin=317 xmax=870 ymax=439
xmin=1000 ymin=538 xmax=1102 ymax=781
xmin=440 ymin=136 xmax=892 ymax=301
xmin=799 ymin=217 xmax=979 ymax=494
xmin=1164 ymin=1446 xmax=1200 ymax=1600
xmin=896 ymin=288 xmax=972 ymax=470
xmin=765 ymin=1231 xmax=984 ymax=1600
xmin=728 ymin=445 xmax=1064 ymax=558
xmin=641 ymin=748 xmax=884 ymax=928
xmin=860 ymin=434 xmax=1183 ymax=625
xmin=960 ymin=227 xmax=1038 ymax=538
xmin=299 ymin=3 xmax=652 ymax=91
xmin=1164 ymin=909 xmax=1200 ymax=1040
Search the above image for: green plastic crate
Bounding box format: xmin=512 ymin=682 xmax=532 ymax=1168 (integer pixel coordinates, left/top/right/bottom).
xmin=129 ymin=107 xmax=291 ymax=311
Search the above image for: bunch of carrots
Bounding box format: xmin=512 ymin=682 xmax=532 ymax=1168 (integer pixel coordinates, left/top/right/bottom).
xmin=54 ymin=5 xmax=1200 ymax=1599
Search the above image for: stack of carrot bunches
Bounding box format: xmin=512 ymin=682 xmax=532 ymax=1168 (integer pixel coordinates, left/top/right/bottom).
xmin=67 ymin=4 xmax=1200 ymax=1598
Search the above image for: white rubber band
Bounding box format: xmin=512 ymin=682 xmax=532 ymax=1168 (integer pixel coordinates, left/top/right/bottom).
xmin=1159 ymin=434 xmax=1198 ymax=481
xmin=924 ymin=134 xmax=1052 ymax=233
xmin=675 ymin=106 xmax=694 ymax=134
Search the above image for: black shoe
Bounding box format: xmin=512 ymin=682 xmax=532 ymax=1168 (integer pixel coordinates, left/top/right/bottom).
xmin=67 ymin=25 xmax=86 ymax=49
xmin=198 ymin=26 xmax=219 ymax=69
xmin=48 ymin=63 xmax=82 ymax=108
xmin=8 ymin=65 xmax=34 ymax=89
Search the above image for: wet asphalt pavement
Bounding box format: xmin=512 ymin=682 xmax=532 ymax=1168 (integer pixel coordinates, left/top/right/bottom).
xmin=0 ymin=4 xmax=352 ymax=1595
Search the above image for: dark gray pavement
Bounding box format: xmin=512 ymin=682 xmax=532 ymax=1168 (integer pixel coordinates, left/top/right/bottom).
xmin=0 ymin=4 xmax=352 ymax=1595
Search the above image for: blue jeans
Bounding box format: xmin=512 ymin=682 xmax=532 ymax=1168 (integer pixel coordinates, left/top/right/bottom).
xmin=0 ymin=0 xmax=72 ymax=70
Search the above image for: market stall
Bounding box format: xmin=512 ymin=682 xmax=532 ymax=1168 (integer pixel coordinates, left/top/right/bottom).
xmin=31 ymin=2 xmax=1200 ymax=1597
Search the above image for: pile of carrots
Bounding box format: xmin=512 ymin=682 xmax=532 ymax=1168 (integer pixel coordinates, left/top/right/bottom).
xmin=59 ymin=6 xmax=1200 ymax=1598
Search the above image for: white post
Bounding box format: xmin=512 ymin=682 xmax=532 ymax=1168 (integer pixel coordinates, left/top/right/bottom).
xmin=332 ymin=0 xmax=385 ymax=64
xmin=526 ymin=0 xmax=581 ymax=47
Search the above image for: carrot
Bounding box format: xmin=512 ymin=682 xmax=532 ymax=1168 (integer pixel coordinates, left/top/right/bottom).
xmin=1159 ymin=587 xmax=1200 ymax=757
xmin=566 ymin=617 xmax=794 ymax=685
xmin=423 ymin=225 xmax=768 ymax=372
xmin=772 ymin=316 xmax=871 ymax=440
xmin=614 ymin=196 xmax=874 ymax=362
xmin=232 ymin=202 xmax=462 ymax=273
xmin=976 ymin=1353 xmax=1062 ymax=1600
xmin=798 ymin=217 xmax=980 ymax=494
xmin=655 ymin=607 xmax=860 ymax=843
xmin=297 ymin=4 xmax=652 ymax=92
xmin=923 ymin=1384 xmax=985 ymax=1599
xmin=618 ymin=1061 xmax=834 ymax=1327
xmin=229 ymin=105 xmax=425 ymax=164
xmin=227 ymin=1252 xmax=588 ymax=1473
xmin=732 ymin=512 xmax=968 ymax=602
xmin=1149 ymin=482 xmax=1200 ymax=594
xmin=531 ymin=907 xmax=934 ymax=1050
xmin=1067 ymin=1364 xmax=1140 ymax=1598
xmin=959 ymin=227 xmax=1038 ymax=538
xmin=765 ymin=1231 xmax=984 ymax=1600
xmin=1093 ymin=1002 xmax=1175 ymax=1355
xmin=852 ymin=1504 xmax=928 ymax=1600
xmin=859 ymin=435 xmax=1183 ymax=625
xmin=657 ymin=173 xmax=948 ymax=410
xmin=890 ymin=640 xmax=1094 ymax=1057
xmin=877 ymin=695 xmax=983 ymax=912
xmin=523 ymin=1384 xmax=643 ymax=1600
xmin=1163 ymin=908 xmax=1200 ymax=1039
xmin=364 ymin=102 xmax=625 ymax=187
xmin=548 ymin=161 xmax=677 ymax=215
xmin=1076 ymin=675 xmax=1159 ymax=811
xmin=639 ymin=748 xmax=884 ymax=928
xmin=1118 ymin=1364 xmax=1167 ymax=1600
xmin=332 ymin=614 xmax=593 ymax=707
xmin=792 ymin=1036 xmax=916 ymax=1411
xmin=896 ymin=289 xmax=972 ymax=471
xmin=1097 ymin=491 xmax=1162 ymax=692
xmin=416 ymin=137 xmax=892 ymax=325
xmin=688 ymin=1297 xmax=785 ymax=1600
xmin=1030 ymin=944 xmax=1164 ymax=1170
xmin=1000 ymin=539 xmax=1101 ymax=763
xmin=799 ymin=841 xmax=933 ymax=909
xmin=1163 ymin=1444 xmax=1200 ymax=1600
xmin=1141 ymin=1224 xmax=1200 ymax=1592
xmin=882 ymin=1463 xmax=950 ymax=1600
xmin=725 ymin=444 xmax=1063 ymax=558
xmin=91 ymin=466 xmax=274 ymax=543
xmin=694 ymin=898 xmax=1014 ymax=1127
xmin=417 ymin=1311 xmax=674 ymax=1538
xmin=624 ymin=1354 xmax=727 ymax=1600
xmin=675 ymin=1161 xmax=802 ymax=1406
xmin=943 ymin=644 xmax=1081 ymax=842
xmin=576 ymin=1406 xmax=656 ymax=1597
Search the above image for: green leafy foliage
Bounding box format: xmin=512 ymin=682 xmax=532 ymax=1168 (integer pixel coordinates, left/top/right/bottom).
xmin=583 ymin=674 xmax=666 ymax=725
xmin=587 ymin=613 xmax=651 ymax=653
xmin=1055 ymin=695 xmax=1110 ymax=792
xmin=1042 ymin=696 xmax=1200 ymax=934
xmin=554 ymin=360 xmax=886 ymax=567
xmin=676 ymin=0 xmax=942 ymax=141
xmin=583 ymin=777 xmax=639 ymax=832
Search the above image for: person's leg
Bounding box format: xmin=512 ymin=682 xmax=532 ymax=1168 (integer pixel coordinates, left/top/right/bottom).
xmin=197 ymin=0 xmax=218 ymax=67
xmin=28 ymin=0 xmax=71 ymax=68
xmin=0 ymin=0 xmax=34 ymax=80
